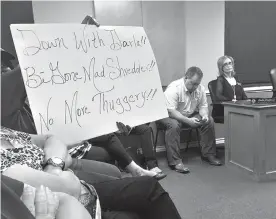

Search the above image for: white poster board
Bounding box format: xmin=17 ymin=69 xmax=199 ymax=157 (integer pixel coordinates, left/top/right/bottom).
xmin=10 ymin=24 xmax=168 ymax=144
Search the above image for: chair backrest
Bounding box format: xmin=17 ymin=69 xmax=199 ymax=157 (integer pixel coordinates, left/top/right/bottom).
xmin=208 ymin=79 xmax=218 ymax=103
xmin=269 ymin=69 xmax=276 ymax=98
xmin=208 ymin=79 xmax=224 ymax=123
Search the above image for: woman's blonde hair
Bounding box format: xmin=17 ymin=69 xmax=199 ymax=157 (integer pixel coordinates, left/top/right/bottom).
xmin=217 ymin=55 xmax=236 ymax=77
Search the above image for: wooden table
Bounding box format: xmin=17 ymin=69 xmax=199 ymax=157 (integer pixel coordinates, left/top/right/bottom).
xmin=223 ymin=100 xmax=276 ymax=181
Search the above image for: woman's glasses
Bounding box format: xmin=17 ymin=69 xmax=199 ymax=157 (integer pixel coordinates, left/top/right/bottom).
xmin=223 ymin=61 xmax=233 ymax=68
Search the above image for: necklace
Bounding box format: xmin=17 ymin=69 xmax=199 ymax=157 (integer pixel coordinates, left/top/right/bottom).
xmin=231 ymin=85 xmax=236 ymax=101
xmin=225 ymin=75 xmax=237 ymax=101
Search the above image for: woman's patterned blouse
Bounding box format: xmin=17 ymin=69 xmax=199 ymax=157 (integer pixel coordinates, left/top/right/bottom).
xmin=0 ymin=126 xmax=44 ymax=173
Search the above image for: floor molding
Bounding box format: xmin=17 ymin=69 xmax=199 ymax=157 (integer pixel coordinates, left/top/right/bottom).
xmin=156 ymin=138 xmax=225 ymax=153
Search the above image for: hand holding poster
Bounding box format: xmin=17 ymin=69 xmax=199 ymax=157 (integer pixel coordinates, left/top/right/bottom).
xmin=10 ymin=24 xmax=168 ymax=144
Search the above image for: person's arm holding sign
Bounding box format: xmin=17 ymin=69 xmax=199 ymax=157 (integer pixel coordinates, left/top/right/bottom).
xmin=3 ymin=131 xmax=82 ymax=198
xmin=30 ymin=134 xmax=72 ymax=172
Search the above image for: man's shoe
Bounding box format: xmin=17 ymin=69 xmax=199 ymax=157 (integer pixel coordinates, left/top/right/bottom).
xmin=170 ymin=163 xmax=190 ymax=174
xmin=201 ymin=155 xmax=222 ymax=166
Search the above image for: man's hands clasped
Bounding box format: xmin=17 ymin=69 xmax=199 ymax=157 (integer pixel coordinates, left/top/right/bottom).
xmin=187 ymin=115 xmax=208 ymax=128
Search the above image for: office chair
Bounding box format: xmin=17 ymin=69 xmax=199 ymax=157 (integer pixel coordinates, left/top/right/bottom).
xmin=269 ymin=68 xmax=276 ymax=98
xmin=208 ymin=80 xmax=224 ymax=123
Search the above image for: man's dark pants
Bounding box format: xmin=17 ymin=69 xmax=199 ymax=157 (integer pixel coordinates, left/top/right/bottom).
xmin=157 ymin=114 xmax=217 ymax=166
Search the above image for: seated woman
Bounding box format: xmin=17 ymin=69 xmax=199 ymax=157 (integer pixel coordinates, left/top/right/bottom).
xmin=69 ymin=123 xmax=166 ymax=180
xmin=216 ymin=55 xmax=247 ymax=101
xmin=0 ymin=126 xmax=181 ymax=219
xmin=70 ymin=132 xmax=165 ymax=180
xmin=213 ymin=55 xmax=248 ymax=122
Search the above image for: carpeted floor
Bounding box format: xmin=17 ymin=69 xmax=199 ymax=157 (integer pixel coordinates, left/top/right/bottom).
xmin=156 ymin=148 xmax=276 ymax=219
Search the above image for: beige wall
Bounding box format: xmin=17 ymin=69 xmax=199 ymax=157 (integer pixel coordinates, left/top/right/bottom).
xmin=31 ymin=1 xmax=225 ymax=88
xmin=142 ymin=1 xmax=186 ymax=85
xmin=92 ymin=1 xmax=186 ymax=85
xmin=32 ymin=1 xmax=95 ymax=23
xmin=94 ymin=1 xmax=142 ymax=26
xmin=184 ymin=1 xmax=225 ymax=89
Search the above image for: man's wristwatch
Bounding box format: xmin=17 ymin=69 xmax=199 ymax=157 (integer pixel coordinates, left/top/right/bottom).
xmin=44 ymin=157 xmax=65 ymax=170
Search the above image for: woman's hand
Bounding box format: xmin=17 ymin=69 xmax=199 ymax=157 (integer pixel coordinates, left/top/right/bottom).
xmin=64 ymin=152 xmax=73 ymax=170
xmin=116 ymin=122 xmax=132 ymax=136
xmin=21 ymin=185 xmax=59 ymax=219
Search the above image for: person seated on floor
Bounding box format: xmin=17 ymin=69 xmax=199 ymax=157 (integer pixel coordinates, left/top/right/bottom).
xmin=156 ymin=66 xmax=222 ymax=174
xmin=115 ymin=122 xmax=163 ymax=175
xmin=216 ymin=55 xmax=247 ymax=102
xmin=0 ymin=126 xmax=182 ymax=219
xmin=69 ymin=128 xmax=166 ymax=180
xmin=2 ymin=175 xmax=92 ymax=219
